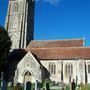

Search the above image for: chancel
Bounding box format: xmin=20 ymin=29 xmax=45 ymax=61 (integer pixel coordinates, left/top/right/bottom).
xmin=5 ymin=0 xmax=90 ymax=85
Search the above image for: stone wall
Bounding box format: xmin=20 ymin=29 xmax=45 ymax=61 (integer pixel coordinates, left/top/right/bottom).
xmin=41 ymin=59 xmax=86 ymax=84
xmin=14 ymin=52 xmax=41 ymax=84
xmin=85 ymin=60 xmax=90 ymax=83
xmin=5 ymin=0 xmax=35 ymax=50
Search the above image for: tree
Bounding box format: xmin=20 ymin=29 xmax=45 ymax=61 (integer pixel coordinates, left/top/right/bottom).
xmin=0 ymin=26 xmax=11 ymax=72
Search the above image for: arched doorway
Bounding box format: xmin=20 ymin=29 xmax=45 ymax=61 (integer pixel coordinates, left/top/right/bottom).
xmin=24 ymin=71 xmax=32 ymax=83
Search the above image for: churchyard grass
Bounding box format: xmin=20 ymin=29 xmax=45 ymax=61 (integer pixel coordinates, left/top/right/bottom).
xmin=8 ymin=84 xmax=90 ymax=90
xmin=0 ymin=83 xmax=90 ymax=90
xmin=7 ymin=87 xmax=13 ymax=90
xmin=80 ymin=84 xmax=90 ymax=90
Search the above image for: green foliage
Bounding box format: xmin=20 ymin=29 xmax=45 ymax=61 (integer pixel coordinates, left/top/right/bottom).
xmin=80 ymin=84 xmax=90 ymax=90
xmin=13 ymin=86 xmax=24 ymax=90
xmin=7 ymin=86 xmax=13 ymax=90
xmin=66 ymin=85 xmax=70 ymax=90
xmin=0 ymin=26 xmax=11 ymax=72
xmin=46 ymin=83 xmax=50 ymax=90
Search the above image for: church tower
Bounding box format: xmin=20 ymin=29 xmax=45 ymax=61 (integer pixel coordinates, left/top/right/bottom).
xmin=5 ymin=0 xmax=35 ymax=50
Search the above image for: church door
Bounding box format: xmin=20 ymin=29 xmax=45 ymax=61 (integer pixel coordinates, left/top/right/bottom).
xmin=24 ymin=71 xmax=32 ymax=83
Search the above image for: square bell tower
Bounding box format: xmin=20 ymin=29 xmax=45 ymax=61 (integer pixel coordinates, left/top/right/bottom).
xmin=5 ymin=0 xmax=35 ymax=50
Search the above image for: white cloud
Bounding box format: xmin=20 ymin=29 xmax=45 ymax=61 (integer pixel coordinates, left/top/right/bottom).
xmin=44 ymin=0 xmax=60 ymax=5
xmin=35 ymin=0 xmax=60 ymax=6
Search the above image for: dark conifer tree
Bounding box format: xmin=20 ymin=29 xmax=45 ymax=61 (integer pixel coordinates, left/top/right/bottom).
xmin=0 ymin=26 xmax=11 ymax=73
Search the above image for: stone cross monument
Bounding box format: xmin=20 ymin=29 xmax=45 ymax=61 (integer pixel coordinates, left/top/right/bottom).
xmin=5 ymin=0 xmax=35 ymax=50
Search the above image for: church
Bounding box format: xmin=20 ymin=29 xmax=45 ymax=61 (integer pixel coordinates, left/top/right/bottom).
xmin=5 ymin=0 xmax=90 ymax=85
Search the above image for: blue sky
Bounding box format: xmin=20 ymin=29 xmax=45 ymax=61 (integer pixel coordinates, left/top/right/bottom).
xmin=0 ymin=0 xmax=90 ymax=46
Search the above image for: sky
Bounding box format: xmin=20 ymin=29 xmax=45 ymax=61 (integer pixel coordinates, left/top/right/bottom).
xmin=0 ymin=0 xmax=90 ymax=46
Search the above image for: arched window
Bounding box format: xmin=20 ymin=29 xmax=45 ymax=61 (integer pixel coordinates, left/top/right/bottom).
xmin=53 ymin=64 xmax=56 ymax=74
xmin=68 ymin=64 xmax=71 ymax=75
xmin=88 ymin=65 xmax=90 ymax=73
xmin=65 ymin=64 xmax=68 ymax=76
xmin=11 ymin=2 xmax=19 ymax=13
xmin=49 ymin=63 xmax=51 ymax=74
xmin=51 ymin=63 xmax=53 ymax=74
xmin=65 ymin=63 xmax=73 ymax=77
xmin=71 ymin=64 xmax=73 ymax=74
xmin=48 ymin=63 xmax=56 ymax=74
xmin=25 ymin=71 xmax=31 ymax=76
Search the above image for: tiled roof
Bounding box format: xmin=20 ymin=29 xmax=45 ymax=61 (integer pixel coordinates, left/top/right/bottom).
xmin=27 ymin=39 xmax=84 ymax=48
xmin=26 ymin=47 xmax=90 ymax=60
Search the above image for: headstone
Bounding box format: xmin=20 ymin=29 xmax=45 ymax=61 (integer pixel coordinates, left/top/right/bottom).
xmin=35 ymin=80 xmax=40 ymax=90
xmin=61 ymin=82 xmax=65 ymax=90
xmin=1 ymin=72 xmax=7 ymax=90
xmin=35 ymin=80 xmax=38 ymax=90
xmin=16 ymin=83 xmax=21 ymax=90
xmin=1 ymin=80 xmax=7 ymax=90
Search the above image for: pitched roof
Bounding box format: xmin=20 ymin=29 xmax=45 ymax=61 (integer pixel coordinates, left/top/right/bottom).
xmin=27 ymin=39 xmax=84 ymax=48
xmin=26 ymin=47 xmax=90 ymax=60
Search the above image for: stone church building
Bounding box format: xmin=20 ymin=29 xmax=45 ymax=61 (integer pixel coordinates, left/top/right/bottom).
xmin=5 ymin=0 xmax=90 ymax=85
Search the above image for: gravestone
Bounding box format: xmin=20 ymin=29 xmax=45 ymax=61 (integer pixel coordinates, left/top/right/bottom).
xmin=1 ymin=80 xmax=7 ymax=90
xmin=1 ymin=72 xmax=7 ymax=90
xmin=35 ymin=80 xmax=40 ymax=90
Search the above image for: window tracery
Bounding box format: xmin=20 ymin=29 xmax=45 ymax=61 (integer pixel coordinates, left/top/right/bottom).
xmin=65 ymin=63 xmax=73 ymax=77
xmin=11 ymin=2 xmax=19 ymax=13
xmin=49 ymin=63 xmax=56 ymax=74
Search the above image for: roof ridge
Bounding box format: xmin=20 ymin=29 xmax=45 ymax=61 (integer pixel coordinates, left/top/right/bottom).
xmin=27 ymin=47 xmax=90 ymax=50
xmin=31 ymin=38 xmax=84 ymax=42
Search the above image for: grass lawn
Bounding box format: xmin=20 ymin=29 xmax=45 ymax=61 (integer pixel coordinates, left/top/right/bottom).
xmin=80 ymin=84 xmax=90 ymax=90
xmin=0 ymin=84 xmax=90 ymax=90
xmin=7 ymin=87 xmax=12 ymax=90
